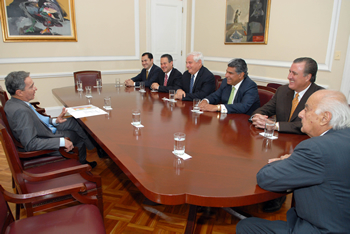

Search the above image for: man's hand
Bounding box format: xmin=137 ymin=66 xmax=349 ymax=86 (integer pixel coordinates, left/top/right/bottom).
xmin=151 ymin=83 xmax=159 ymax=90
xmin=175 ymin=89 xmax=186 ymax=100
xmin=56 ymin=108 xmax=68 ymax=124
xmin=199 ymin=100 xmax=218 ymax=112
xmin=64 ymin=138 xmax=74 ymax=152
xmin=125 ymin=79 xmax=135 ymax=87
xmin=252 ymin=114 xmax=268 ymax=129
xmin=268 ymin=154 xmax=291 ymax=163
xmin=198 ymin=99 xmax=208 ymax=108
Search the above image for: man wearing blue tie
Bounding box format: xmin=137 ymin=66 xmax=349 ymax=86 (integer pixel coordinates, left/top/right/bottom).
xmin=4 ymin=71 xmax=100 ymax=168
xmin=174 ymin=51 xmax=215 ymax=101
xmin=199 ymin=58 xmax=260 ymax=115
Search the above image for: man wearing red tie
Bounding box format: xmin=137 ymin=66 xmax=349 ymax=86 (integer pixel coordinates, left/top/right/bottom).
xmin=150 ymin=54 xmax=182 ymax=93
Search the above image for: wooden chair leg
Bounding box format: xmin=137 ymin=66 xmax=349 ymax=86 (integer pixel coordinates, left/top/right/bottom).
xmin=15 ymin=203 xmax=20 ymax=220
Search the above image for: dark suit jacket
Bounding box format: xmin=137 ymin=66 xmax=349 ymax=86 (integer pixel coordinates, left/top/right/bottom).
xmin=4 ymin=97 xmax=62 ymax=151
xmin=251 ymin=83 xmax=324 ymax=134
xmin=257 ymin=128 xmax=350 ymax=233
xmin=131 ymin=64 xmax=161 ymax=87
xmin=154 ymin=68 xmax=182 ymax=93
xmin=177 ymin=66 xmax=215 ymax=101
xmin=205 ymin=77 xmax=260 ymax=115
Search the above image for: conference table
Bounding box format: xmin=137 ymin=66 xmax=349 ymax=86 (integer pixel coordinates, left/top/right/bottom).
xmin=52 ymin=84 xmax=308 ymax=233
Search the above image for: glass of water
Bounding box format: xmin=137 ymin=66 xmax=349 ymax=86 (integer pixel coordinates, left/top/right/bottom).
xmin=193 ymin=99 xmax=200 ymax=112
xmin=77 ymin=80 xmax=83 ymax=91
xmin=169 ymin=90 xmax=175 ymax=100
xmin=174 ymin=132 xmax=186 ymax=155
xmin=132 ymin=109 xmax=141 ymax=125
xmin=96 ymin=79 xmax=102 ymax=87
xmin=85 ymin=86 xmax=92 ymax=98
xmin=264 ymin=117 xmax=276 ymax=138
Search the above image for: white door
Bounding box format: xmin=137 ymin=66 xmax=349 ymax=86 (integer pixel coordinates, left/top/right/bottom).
xmin=150 ymin=0 xmax=186 ymax=72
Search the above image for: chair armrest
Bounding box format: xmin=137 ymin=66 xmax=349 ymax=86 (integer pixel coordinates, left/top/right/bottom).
xmin=18 ymin=149 xmax=57 ymax=158
xmin=22 ymin=164 xmax=91 ymax=182
xmin=29 ymin=101 xmax=41 ymax=108
xmin=58 ymin=146 xmax=79 ymax=160
xmin=0 ymin=183 xmax=86 ymax=204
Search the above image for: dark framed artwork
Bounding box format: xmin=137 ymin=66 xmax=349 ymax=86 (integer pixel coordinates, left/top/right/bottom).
xmin=0 ymin=0 xmax=77 ymax=42
xmin=225 ymin=0 xmax=270 ymax=44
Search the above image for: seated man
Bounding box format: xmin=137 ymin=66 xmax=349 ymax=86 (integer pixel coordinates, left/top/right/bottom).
xmin=174 ymin=51 xmax=215 ymax=101
xmin=4 ymin=71 xmax=100 ymax=168
xmin=251 ymin=57 xmax=324 ymax=213
xmin=198 ymin=58 xmax=260 ymax=115
xmin=150 ymin=54 xmax=182 ymax=93
xmin=251 ymin=57 xmax=323 ymax=134
xmin=237 ymin=90 xmax=350 ymax=234
xmin=125 ymin=52 xmax=161 ymax=88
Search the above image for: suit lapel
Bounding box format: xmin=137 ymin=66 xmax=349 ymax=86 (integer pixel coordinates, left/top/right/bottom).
xmin=290 ymin=83 xmax=316 ymax=121
xmin=192 ymin=67 xmax=204 ymax=91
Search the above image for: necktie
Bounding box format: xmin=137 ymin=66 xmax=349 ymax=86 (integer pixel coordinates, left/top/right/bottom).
xmin=29 ymin=104 xmax=57 ymax=133
xmin=164 ymin=74 xmax=168 ymax=86
xmin=228 ymin=86 xmax=236 ymax=104
xmin=146 ymin=70 xmax=149 ymax=79
xmin=289 ymin=93 xmax=299 ymax=121
xmin=190 ymin=75 xmax=195 ymax=93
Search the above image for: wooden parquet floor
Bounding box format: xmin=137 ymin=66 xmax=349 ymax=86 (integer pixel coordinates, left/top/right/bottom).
xmin=0 ymin=146 xmax=290 ymax=234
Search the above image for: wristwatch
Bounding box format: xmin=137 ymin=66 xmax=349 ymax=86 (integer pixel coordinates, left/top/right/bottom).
xmin=275 ymin=122 xmax=279 ymax=131
xmin=217 ymin=105 xmax=221 ymax=112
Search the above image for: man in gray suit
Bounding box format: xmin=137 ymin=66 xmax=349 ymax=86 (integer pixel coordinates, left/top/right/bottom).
xmin=236 ymin=90 xmax=350 ymax=233
xmin=4 ymin=71 xmax=98 ymax=168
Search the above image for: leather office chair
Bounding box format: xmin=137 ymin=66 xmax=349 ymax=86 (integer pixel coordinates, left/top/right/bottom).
xmin=214 ymin=75 xmax=223 ymax=90
xmin=0 ymin=106 xmax=74 ymax=169
xmin=257 ymin=85 xmax=276 ymax=107
xmin=74 ymin=70 xmax=102 ymax=89
xmin=266 ymin=83 xmax=282 ymax=90
xmin=0 ymin=85 xmax=48 ymax=116
xmin=0 ymin=123 xmax=103 ymax=219
xmin=0 ymin=184 xmax=106 ymax=234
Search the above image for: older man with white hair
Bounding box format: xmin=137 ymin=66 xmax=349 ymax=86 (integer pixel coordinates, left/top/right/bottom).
xmin=175 ymin=51 xmax=215 ymax=101
xmin=237 ymin=90 xmax=350 ymax=233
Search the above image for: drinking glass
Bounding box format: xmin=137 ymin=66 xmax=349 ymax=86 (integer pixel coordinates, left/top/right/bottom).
xmin=132 ymin=109 xmax=141 ymax=125
xmin=104 ymin=97 xmax=112 ymax=110
xmin=193 ymin=99 xmax=200 ymax=112
xmin=96 ymin=79 xmax=102 ymax=87
xmin=85 ymin=86 xmax=92 ymax=98
xmin=264 ymin=117 xmax=276 ymax=138
xmin=169 ymin=90 xmax=175 ymax=100
xmin=174 ymin=132 xmax=186 ymax=155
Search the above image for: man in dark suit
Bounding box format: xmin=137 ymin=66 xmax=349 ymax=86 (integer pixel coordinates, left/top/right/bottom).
xmin=237 ymin=90 xmax=350 ymax=234
xmin=4 ymin=71 xmax=100 ymax=168
xmin=125 ymin=52 xmax=161 ymax=88
xmin=150 ymin=54 xmax=182 ymax=93
xmin=251 ymin=57 xmax=323 ymax=134
xmin=198 ymin=58 xmax=260 ymax=115
xmin=174 ymin=51 xmax=215 ymax=101
xmin=251 ymin=57 xmax=324 ymax=212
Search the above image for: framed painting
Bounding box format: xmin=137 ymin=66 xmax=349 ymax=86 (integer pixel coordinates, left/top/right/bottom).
xmin=0 ymin=0 xmax=77 ymax=42
xmin=225 ymin=0 xmax=270 ymax=44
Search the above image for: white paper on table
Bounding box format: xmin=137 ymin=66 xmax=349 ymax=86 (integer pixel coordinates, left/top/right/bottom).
xmin=259 ymin=132 xmax=278 ymax=139
xmin=66 ymin=105 xmax=107 ymax=119
xmin=172 ymin=151 xmax=192 ymax=160
xmin=162 ymin=97 xmax=177 ymax=103
xmin=131 ymin=123 xmax=144 ymax=128
xmin=191 ymin=110 xmax=203 ymax=114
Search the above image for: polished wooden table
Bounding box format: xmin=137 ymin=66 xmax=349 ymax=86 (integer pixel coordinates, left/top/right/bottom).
xmin=53 ymin=84 xmax=308 ymax=232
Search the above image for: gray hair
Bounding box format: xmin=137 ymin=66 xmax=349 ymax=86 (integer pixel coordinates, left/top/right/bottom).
xmin=315 ymin=90 xmax=350 ymax=130
xmin=187 ymin=51 xmax=204 ymax=63
xmin=5 ymin=71 xmax=29 ymax=96
xmin=228 ymin=58 xmax=248 ymax=79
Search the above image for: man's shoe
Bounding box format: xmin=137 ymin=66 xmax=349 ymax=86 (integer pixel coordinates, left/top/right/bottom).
xmin=262 ymin=196 xmax=286 ymax=213
xmin=97 ymin=147 xmax=108 ymax=158
xmin=83 ymin=160 xmax=97 ymax=169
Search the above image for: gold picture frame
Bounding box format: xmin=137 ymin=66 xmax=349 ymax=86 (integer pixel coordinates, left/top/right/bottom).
xmin=225 ymin=0 xmax=270 ymax=44
xmin=0 ymin=0 xmax=77 ymax=42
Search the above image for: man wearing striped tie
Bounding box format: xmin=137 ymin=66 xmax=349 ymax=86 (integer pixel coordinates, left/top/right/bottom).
xmin=198 ymin=58 xmax=260 ymax=115
xmin=250 ymin=57 xmax=323 ymax=213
